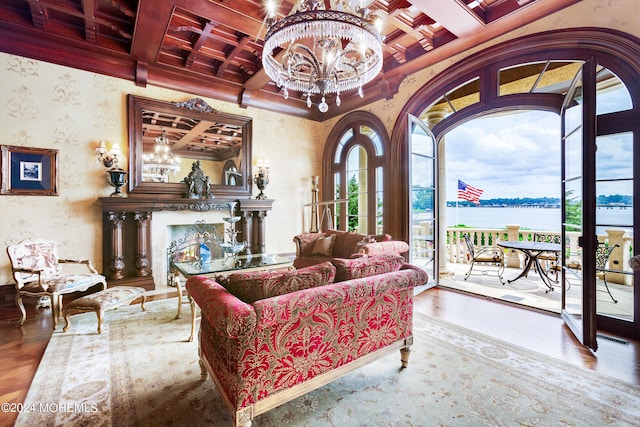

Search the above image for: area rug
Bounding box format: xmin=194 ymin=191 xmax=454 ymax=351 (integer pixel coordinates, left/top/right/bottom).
xmin=16 ymin=298 xmax=640 ymax=427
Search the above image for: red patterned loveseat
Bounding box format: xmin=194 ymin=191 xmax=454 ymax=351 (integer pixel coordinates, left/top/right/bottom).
xmin=187 ymin=255 xmax=428 ymax=427
xmin=293 ymin=229 xmax=410 ymax=269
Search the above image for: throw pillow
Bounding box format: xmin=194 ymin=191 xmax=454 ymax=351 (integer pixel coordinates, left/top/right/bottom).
xmin=332 ymin=253 xmax=404 ymax=282
xmin=311 ymin=234 xmax=336 ymax=256
xmin=224 ymin=261 xmax=336 ymax=303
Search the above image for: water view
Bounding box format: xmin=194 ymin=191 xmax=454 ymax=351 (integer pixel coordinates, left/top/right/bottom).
xmin=445 ymin=206 xmax=633 ymax=231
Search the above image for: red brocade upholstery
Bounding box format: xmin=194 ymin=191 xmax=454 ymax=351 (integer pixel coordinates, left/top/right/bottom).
xmin=187 ymin=262 xmax=428 ymax=426
xmin=224 ymin=262 xmax=336 ymax=303
xmin=332 ymin=253 xmax=404 ymax=282
xmin=293 ymin=229 xmax=409 ymax=269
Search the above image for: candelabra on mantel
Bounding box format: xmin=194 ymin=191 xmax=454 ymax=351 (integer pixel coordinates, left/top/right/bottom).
xmin=254 ymin=159 xmax=271 ymax=200
xmin=221 ymin=202 xmax=247 ymax=265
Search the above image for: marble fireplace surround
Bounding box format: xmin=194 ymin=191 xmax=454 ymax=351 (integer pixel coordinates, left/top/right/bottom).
xmin=99 ymin=197 xmax=273 ymax=290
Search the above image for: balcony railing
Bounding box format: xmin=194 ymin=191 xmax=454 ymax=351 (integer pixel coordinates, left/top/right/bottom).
xmin=412 ymin=225 xmax=633 ymax=285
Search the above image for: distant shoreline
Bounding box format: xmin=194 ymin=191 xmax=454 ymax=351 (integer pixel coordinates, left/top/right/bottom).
xmin=446 ymin=204 xmax=631 ymax=209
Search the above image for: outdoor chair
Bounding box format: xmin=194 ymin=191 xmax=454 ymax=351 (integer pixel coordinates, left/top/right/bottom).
xmin=6 ymin=238 xmax=107 ymax=328
xmin=463 ymin=234 xmax=505 ymax=284
xmin=533 ymin=233 xmax=561 ymax=282
xmin=596 ymin=243 xmax=620 ymax=303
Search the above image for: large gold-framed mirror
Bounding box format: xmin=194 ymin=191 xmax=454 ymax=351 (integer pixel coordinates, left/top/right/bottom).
xmin=127 ymin=94 xmax=252 ymax=198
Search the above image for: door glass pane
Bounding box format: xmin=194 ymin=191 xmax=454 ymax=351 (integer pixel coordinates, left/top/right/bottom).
xmin=565 ymin=130 xmax=583 ymax=179
xmin=596 ymin=180 xmax=633 ymax=228
xmin=596 ymin=133 xmax=633 ymax=180
xmin=409 ymin=117 xmax=435 ymax=282
xmin=595 ymin=132 xmax=634 ymax=321
xmin=564 ymin=177 xmax=583 ymax=319
xmin=564 ymin=94 xmax=583 ymax=134
xmin=411 ymin=126 xmax=433 ymax=157
xmin=564 ymin=179 xmax=583 ymax=233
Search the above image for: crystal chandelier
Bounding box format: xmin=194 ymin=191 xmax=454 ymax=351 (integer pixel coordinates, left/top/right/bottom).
xmin=262 ymin=0 xmax=383 ymax=113
xmin=143 ymin=128 xmax=181 ymax=181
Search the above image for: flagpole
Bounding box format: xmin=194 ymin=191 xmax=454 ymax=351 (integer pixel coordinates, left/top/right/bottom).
xmin=456 ymin=177 xmax=459 ymax=227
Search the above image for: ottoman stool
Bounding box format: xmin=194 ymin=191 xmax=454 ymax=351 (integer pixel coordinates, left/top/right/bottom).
xmin=62 ymin=286 xmax=146 ymax=333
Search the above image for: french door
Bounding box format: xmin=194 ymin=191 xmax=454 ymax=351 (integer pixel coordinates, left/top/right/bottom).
xmin=561 ymin=58 xmax=638 ymax=349
xmin=408 ymin=114 xmax=436 ymax=285
xmin=560 ymin=58 xmax=598 ymax=350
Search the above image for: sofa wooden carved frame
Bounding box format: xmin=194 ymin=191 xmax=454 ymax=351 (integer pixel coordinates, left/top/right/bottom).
xmin=198 ymin=337 xmax=413 ymax=426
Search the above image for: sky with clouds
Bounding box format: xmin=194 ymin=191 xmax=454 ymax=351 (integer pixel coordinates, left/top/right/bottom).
xmin=445 ymin=110 xmax=561 ymax=201
xmin=444 ymin=82 xmax=633 ymax=202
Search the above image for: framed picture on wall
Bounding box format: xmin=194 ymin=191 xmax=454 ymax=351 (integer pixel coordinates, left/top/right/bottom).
xmin=0 ymin=145 xmax=59 ymax=196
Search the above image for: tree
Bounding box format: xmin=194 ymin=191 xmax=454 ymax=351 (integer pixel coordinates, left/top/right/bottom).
xmin=565 ymin=189 xmax=581 ymax=231
xmin=347 ymin=175 xmax=359 ymax=231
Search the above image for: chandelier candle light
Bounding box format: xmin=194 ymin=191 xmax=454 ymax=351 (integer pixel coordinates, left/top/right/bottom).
xmin=96 ymin=140 xmax=121 ymax=168
xmin=142 ymin=128 xmax=181 ymax=181
xmin=262 ymin=0 xmax=383 ymax=113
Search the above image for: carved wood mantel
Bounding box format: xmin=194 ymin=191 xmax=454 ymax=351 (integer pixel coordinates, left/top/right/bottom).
xmin=99 ymin=197 xmax=273 ymax=289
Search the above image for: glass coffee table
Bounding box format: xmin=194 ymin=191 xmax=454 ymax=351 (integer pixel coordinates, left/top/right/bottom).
xmin=173 ymin=253 xmax=293 ymax=277
xmin=172 ymin=253 xmax=294 ymax=341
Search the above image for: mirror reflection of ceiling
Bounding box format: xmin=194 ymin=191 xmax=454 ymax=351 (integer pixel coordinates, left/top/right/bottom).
xmin=0 ymin=0 xmax=583 ymax=121
xmin=141 ymin=110 xmax=243 ymax=162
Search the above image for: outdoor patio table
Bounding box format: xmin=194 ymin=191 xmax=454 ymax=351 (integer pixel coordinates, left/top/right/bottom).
xmin=497 ymin=240 xmax=561 ymax=293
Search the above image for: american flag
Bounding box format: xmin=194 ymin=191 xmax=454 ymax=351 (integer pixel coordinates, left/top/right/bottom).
xmin=458 ymin=180 xmax=483 ymax=205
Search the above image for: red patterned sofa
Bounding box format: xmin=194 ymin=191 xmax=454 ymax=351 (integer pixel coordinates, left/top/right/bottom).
xmin=187 ymin=254 xmax=428 ymax=427
xmin=292 ymin=229 xmax=410 ymax=269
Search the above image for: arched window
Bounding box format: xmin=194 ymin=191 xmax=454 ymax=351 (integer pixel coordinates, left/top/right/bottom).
xmin=323 ymin=112 xmax=388 ymax=234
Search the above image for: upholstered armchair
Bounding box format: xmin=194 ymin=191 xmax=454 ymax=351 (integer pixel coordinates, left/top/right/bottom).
xmin=6 ymin=238 xmax=107 ymax=328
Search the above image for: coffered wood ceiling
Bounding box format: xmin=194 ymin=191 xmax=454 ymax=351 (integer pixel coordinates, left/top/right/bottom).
xmin=0 ymin=0 xmax=581 ymax=121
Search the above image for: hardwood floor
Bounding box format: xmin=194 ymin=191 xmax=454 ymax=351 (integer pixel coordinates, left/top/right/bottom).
xmin=416 ymin=287 xmax=640 ymax=386
xmin=1 ymin=287 xmax=638 ymax=426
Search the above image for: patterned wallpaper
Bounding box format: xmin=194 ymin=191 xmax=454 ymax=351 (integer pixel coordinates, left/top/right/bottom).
xmin=0 ymin=0 xmax=636 ymax=288
xmin=0 ymin=56 xmax=324 ymax=286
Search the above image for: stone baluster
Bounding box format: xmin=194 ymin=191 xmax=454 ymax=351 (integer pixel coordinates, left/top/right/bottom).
xmin=605 ymin=228 xmax=628 ymax=285
xmin=505 ymin=224 xmax=521 ymax=268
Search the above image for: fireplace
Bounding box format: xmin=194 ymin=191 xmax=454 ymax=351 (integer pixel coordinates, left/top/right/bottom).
xmin=166 ymin=221 xmax=225 ymax=287
xmin=99 ymin=197 xmax=274 ymax=290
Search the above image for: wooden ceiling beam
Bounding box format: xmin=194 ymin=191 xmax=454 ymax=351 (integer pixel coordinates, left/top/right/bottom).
xmin=81 ymin=0 xmax=97 ymax=42
xmin=409 ymin=0 xmax=484 ymax=37
xmin=185 ymin=21 xmax=216 ymax=68
xmin=217 ymin=36 xmax=252 ymax=77
xmin=25 ymin=0 xmax=47 ymax=28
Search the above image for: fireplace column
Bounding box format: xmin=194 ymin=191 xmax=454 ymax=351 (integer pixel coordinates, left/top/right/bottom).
xmin=240 ymin=211 xmax=254 ymax=254
xmin=237 ymin=199 xmax=273 ymax=255
xmin=253 ymin=211 xmax=268 ymax=254
xmin=134 ymin=212 xmax=151 ymax=277
xmin=107 ymin=212 xmax=126 ymax=280
xmin=99 ymin=197 xmax=274 ymax=290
